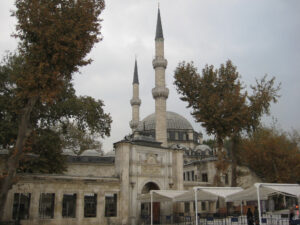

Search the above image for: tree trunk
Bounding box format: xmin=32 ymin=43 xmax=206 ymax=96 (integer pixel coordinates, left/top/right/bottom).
xmin=231 ymin=135 xmax=239 ymax=187
xmin=0 ymin=97 xmax=37 ymax=221
xmin=214 ymin=136 xmax=224 ymax=186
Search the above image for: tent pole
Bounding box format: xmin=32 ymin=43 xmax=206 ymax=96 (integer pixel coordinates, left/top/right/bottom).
xmin=151 ymin=191 xmax=153 ymax=225
xmin=194 ymin=188 xmax=198 ymax=225
xmin=256 ymin=184 xmax=262 ymax=225
xmin=240 ymin=201 xmax=243 ymax=216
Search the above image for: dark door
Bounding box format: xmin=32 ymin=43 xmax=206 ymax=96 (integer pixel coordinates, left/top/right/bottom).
xmin=153 ymin=202 xmax=160 ymax=224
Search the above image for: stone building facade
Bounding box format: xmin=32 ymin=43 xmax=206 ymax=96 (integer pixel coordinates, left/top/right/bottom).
xmin=0 ymin=8 xmax=260 ymax=225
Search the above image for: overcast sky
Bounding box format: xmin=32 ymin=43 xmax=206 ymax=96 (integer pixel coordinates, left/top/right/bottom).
xmin=1 ymin=0 xmax=299 ymax=152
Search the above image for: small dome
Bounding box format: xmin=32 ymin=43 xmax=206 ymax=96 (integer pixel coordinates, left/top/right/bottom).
xmin=105 ymin=150 xmax=115 ymax=156
xmin=62 ymin=149 xmax=76 ymax=156
xmin=137 ymin=111 xmax=193 ymax=131
xmin=80 ymin=149 xmax=102 ymax=157
xmin=195 ymin=144 xmax=211 ymax=152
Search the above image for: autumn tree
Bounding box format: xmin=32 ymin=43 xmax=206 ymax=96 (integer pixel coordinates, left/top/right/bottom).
xmin=0 ymin=0 xmax=106 ymax=219
xmin=174 ymin=60 xmax=280 ymax=186
xmin=239 ymin=126 xmax=300 ymax=183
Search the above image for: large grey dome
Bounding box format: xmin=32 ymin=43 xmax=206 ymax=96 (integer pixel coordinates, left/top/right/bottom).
xmin=137 ymin=111 xmax=193 ymax=131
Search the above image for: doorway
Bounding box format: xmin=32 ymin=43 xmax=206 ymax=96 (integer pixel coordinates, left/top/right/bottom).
xmin=141 ymin=182 xmax=160 ymax=224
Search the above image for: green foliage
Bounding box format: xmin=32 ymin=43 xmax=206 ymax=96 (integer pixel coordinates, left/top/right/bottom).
xmin=0 ymin=53 xmax=111 ymax=173
xmin=60 ymin=122 xmax=103 ymax=155
xmin=20 ymin=129 xmax=66 ymax=173
xmin=202 ymin=139 xmax=216 ymax=150
xmin=239 ymin=127 xmax=300 ymax=183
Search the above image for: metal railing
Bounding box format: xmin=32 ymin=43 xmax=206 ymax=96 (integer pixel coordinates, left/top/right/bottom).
xmin=140 ymin=214 xmax=300 ymax=225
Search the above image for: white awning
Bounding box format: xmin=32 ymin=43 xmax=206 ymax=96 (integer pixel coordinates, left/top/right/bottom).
xmin=138 ymin=190 xmax=188 ymax=202
xmin=225 ymin=183 xmax=300 ymax=225
xmin=175 ymin=187 xmax=243 ymax=202
xmin=226 ymin=183 xmax=300 ymax=202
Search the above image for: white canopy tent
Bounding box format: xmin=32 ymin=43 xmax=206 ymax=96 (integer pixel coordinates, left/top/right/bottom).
xmin=188 ymin=187 xmax=244 ymax=225
xmin=137 ymin=187 xmax=244 ymax=225
xmin=138 ymin=190 xmax=188 ymax=225
xmin=226 ymin=183 xmax=300 ymax=225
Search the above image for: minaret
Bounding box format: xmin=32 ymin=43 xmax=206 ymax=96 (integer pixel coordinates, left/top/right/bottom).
xmin=152 ymin=8 xmax=169 ymax=146
xmin=130 ymin=59 xmax=141 ymax=132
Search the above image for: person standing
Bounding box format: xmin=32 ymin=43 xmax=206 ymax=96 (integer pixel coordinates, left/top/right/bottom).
xmin=289 ymin=207 xmax=295 ymax=225
xmin=247 ymin=208 xmax=254 ymax=225
xmin=254 ymin=206 xmax=259 ymax=225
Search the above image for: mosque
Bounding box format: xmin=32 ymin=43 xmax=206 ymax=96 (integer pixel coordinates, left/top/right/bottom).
xmin=0 ymin=8 xmax=260 ymax=225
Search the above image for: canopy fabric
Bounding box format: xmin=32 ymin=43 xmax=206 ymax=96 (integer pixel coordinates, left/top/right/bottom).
xmin=255 ymin=183 xmax=300 ymax=198
xmin=175 ymin=187 xmax=243 ymax=202
xmin=226 ymin=183 xmax=300 ymax=202
xmin=138 ymin=190 xmax=188 ymax=202
xmin=174 ymin=189 xmax=218 ymax=202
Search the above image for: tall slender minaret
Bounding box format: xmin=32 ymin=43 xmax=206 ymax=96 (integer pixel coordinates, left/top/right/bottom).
xmin=152 ymin=8 xmax=169 ymax=146
xmin=130 ymin=59 xmax=141 ymax=132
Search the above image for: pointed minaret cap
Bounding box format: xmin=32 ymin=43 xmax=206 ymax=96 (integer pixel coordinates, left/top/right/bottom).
xmin=133 ymin=59 xmax=139 ymax=84
xmin=155 ymin=8 xmax=164 ymax=40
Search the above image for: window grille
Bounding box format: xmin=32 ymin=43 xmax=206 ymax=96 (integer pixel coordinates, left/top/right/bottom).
xmin=39 ymin=193 xmax=55 ymax=219
xmin=12 ymin=193 xmax=31 ymax=220
xmin=62 ymin=193 xmax=76 ymax=218
xmin=105 ymin=194 xmax=117 ymax=217
xmin=84 ymin=193 xmax=97 ymax=217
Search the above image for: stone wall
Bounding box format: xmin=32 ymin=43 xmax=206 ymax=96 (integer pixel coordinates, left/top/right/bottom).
xmin=65 ymin=163 xmax=115 ymax=177
xmin=3 ymin=174 xmax=121 ymax=225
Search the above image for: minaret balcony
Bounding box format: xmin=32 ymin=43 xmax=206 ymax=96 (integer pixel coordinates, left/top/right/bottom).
xmin=152 ymin=58 xmax=167 ymax=69
xmin=130 ymin=120 xmax=139 ymax=129
xmin=130 ymin=98 xmax=141 ymax=106
xmin=152 ymin=87 xmax=169 ymax=99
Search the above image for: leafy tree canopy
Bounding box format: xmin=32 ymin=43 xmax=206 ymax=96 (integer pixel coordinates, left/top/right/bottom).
xmin=174 ymin=60 xmax=280 ymax=186
xmin=0 ymin=53 xmax=111 ymax=173
xmin=239 ymin=126 xmax=300 ymax=183
xmin=174 ymin=60 xmax=280 ymax=146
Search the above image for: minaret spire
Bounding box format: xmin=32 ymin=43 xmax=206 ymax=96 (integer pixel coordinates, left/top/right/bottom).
xmin=152 ymin=8 xmax=168 ymax=146
xmin=133 ymin=58 xmax=139 ymax=84
xmin=130 ymin=59 xmax=141 ymax=132
xmin=155 ymin=8 xmax=164 ymax=40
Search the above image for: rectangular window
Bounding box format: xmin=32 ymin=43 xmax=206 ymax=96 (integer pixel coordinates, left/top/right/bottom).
xmin=202 ymin=173 xmax=208 ymax=182
xmin=201 ymin=201 xmax=206 ymax=211
xmin=187 ymin=172 xmax=190 ymax=181
xmin=39 ymin=193 xmax=55 ymax=219
xmin=62 ymin=193 xmax=76 ymax=218
xmin=105 ymin=194 xmax=117 ymax=217
xmin=184 ymin=202 xmax=190 ymax=213
xmin=84 ymin=193 xmax=97 ymax=218
xmin=183 ymin=172 xmax=185 ymax=181
xmin=225 ymin=173 xmax=229 ymax=185
xmin=191 ymin=171 xmax=195 ymax=181
xmin=175 ymin=132 xmax=179 ymax=140
xmin=169 ymin=131 xmax=175 ymax=140
xmin=12 ymin=193 xmax=31 ymax=220
xmin=178 ymin=132 xmax=183 ymax=140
